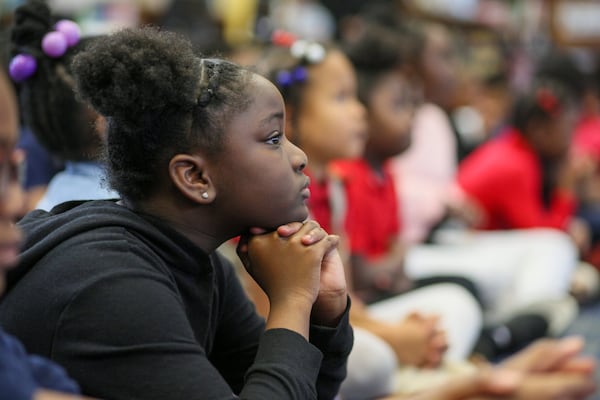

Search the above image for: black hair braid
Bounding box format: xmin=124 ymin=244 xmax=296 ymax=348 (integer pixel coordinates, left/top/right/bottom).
xmin=11 ymin=0 xmax=101 ymax=161
xmin=11 ymin=0 xmax=51 ymax=58
xmin=72 ymin=27 xmax=252 ymax=202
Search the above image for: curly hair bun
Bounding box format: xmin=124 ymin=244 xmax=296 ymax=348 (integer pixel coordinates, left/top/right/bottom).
xmin=72 ymin=27 xmax=201 ymax=121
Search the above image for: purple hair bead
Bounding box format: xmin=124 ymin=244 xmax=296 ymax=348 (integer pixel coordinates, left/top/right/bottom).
xmin=42 ymin=31 xmax=68 ymax=58
xmin=292 ymin=67 xmax=307 ymax=83
xmin=9 ymin=54 xmax=37 ymax=82
xmin=55 ymin=20 xmax=81 ymax=47
xmin=276 ymin=70 xmax=293 ymax=87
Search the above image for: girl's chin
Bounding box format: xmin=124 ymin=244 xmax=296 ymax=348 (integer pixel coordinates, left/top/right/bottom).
xmin=294 ymin=208 xmax=310 ymax=224
xmin=271 ymin=210 xmax=310 ymax=230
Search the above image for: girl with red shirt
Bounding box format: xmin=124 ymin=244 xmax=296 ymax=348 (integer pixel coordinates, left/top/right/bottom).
xmin=340 ymin=22 xmax=581 ymax=369
xmin=457 ymin=80 xmax=581 ymax=233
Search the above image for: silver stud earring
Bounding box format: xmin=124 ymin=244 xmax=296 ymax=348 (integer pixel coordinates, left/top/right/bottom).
xmin=201 ymin=192 xmax=209 ymax=199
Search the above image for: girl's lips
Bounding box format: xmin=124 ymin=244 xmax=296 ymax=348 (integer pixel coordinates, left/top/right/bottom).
xmin=301 ymin=187 xmax=311 ymax=199
xmin=300 ymin=176 xmax=311 ymax=199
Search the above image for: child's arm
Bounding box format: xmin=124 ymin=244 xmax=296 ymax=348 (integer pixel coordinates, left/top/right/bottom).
xmin=349 ymin=294 xmax=447 ymax=368
xmin=381 ymin=337 xmax=597 ymax=399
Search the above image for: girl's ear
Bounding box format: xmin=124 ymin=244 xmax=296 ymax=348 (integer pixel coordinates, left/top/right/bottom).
xmin=169 ymin=154 xmax=214 ymax=204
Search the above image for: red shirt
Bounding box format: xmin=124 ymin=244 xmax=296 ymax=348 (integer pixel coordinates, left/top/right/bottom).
xmin=332 ymin=159 xmax=400 ymax=260
xmin=573 ymin=115 xmax=600 ymax=161
xmin=457 ymin=128 xmax=576 ymax=230
xmin=306 ymin=169 xmax=332 ymax=234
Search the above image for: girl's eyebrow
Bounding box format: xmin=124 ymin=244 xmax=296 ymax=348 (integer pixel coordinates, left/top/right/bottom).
xmin=260 ymin=111 xmax=284 ymax=127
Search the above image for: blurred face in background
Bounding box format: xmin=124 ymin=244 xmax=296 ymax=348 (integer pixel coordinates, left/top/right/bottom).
xmin=531 ymin=101 xmax=579 ymax=161
xmin=0 ymin=69 xmax=25 ymax=295
xmin=365 ymin=69 xmax=422 ymax=160
xmin=290 ymin=50 xmax=367 ymax=168
xmin=421 ymin=23 xmax=459 ymax=110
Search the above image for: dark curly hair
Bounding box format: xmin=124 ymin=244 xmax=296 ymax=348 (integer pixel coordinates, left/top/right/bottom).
xmin=71 ymin=26 xmax=252 ymax=202
xmin=343 ymin=22 xmax=419 ymax=107
xmin=510 ymin=78 xmax=574 ymax=134
xmin=10 ymin=0 xmax=101 ymax=161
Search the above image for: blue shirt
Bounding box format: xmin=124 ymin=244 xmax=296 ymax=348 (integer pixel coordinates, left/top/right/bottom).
xmin=36 ymin=161 xmax=119 ymax=211
xmin=0 ymin=328 xmax=80 ymax=399
xmin=17 ymin=128 xmax=63 ymax=190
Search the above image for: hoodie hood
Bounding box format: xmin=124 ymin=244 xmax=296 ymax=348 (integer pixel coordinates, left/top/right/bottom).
xmin=7 ymin=200 xmax=211 ymax=293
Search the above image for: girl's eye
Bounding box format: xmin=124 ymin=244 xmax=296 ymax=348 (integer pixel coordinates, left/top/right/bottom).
xmin=266 ymin=131 xmax=283 ymax=145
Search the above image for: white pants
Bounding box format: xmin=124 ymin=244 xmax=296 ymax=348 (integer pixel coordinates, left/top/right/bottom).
xmin=405 ymin=228 xmax=577 ymax=323
xmin=339 ymin=328 xmax=397 ymax=400
xmin=340 ymin=283 xmax=482 ymax=400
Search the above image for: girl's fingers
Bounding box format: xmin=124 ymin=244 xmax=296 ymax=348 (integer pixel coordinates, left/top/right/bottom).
xmin=323 ymin=234 xmax=340 ymax=252
xmin=502 ymin=336 xmax=585 ymax=373
xmin=279 ymin=220 xmax=333 ymax=249
xmin=249 ymin=227 xmax=268 ymax=235
xmin=275 ymin=222 xmax=304 ymax=237
xmin=558 ymin=357 xmax=597 ymax=375
xmin=301 ymin=226 xmax=328 ymax=245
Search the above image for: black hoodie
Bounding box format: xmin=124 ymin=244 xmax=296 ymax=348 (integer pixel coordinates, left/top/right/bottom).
xmin=0 ymin=200 xmax=352 ymax=400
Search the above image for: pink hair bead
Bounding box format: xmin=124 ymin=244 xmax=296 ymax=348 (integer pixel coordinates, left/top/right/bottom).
xmin=8 ymin=54 xmax=37 ymax=82
xmin=54 ymin=19 xmax=81 ymax=47
xmin=42 ymin=31 xmax=68 ymax=58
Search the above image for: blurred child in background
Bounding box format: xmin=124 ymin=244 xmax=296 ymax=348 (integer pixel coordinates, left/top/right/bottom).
xmin=10 ymin=0 xmax=117 ymax=211
xmin=258 ymin=30 xmax=483 ymax=398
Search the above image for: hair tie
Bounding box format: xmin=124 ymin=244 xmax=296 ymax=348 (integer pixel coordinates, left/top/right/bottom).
xmin=271 ymin=30 xmax=297 ymax=48
xmin=276 ymin=66 xmax=308 ymax=87
xmin=197 ymin=59 xmax=223 ymax=107
xmin=270 ymin=30 xmax=326 ymax=65
xmin=535 ymin=87 xmax=561 ymax=117
xmin=9 ymin=19 xmax=81 ymax=82
xmin=42 ymin=19 xmax=81 ymax=58
xmin=198 ymin=88 xmax=214 ymax=107
xmin=54 ymin=20 xmax=81 ymax=47
xmin=9 ymin=54 xmax=37 ymax=82
xmin=270 ymin=30 xmax=324 ymax=91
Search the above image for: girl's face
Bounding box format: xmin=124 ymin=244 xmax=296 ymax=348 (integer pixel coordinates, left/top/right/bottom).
xmin=292 ymin=50 xmax=367 ymax=166
xmin=0 ymin=84 xmax=24 ymax=294
xmin=209 ymin=74 xmax=310 ymax=231
xmin=421 ymin=24 xmax=458 ymax=109
xmin=534 ymin=103 xmax=578 ymax=161
xmin=366 ymin=70 xmax=419 ymax=159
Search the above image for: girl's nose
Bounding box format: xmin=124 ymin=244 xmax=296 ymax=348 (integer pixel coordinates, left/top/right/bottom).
xmin=288 ymin=140 xmax=307 ymax=172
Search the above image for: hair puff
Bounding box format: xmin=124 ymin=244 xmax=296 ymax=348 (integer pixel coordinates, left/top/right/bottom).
xmin=72 ymin=27 xmax=201 ymax=121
